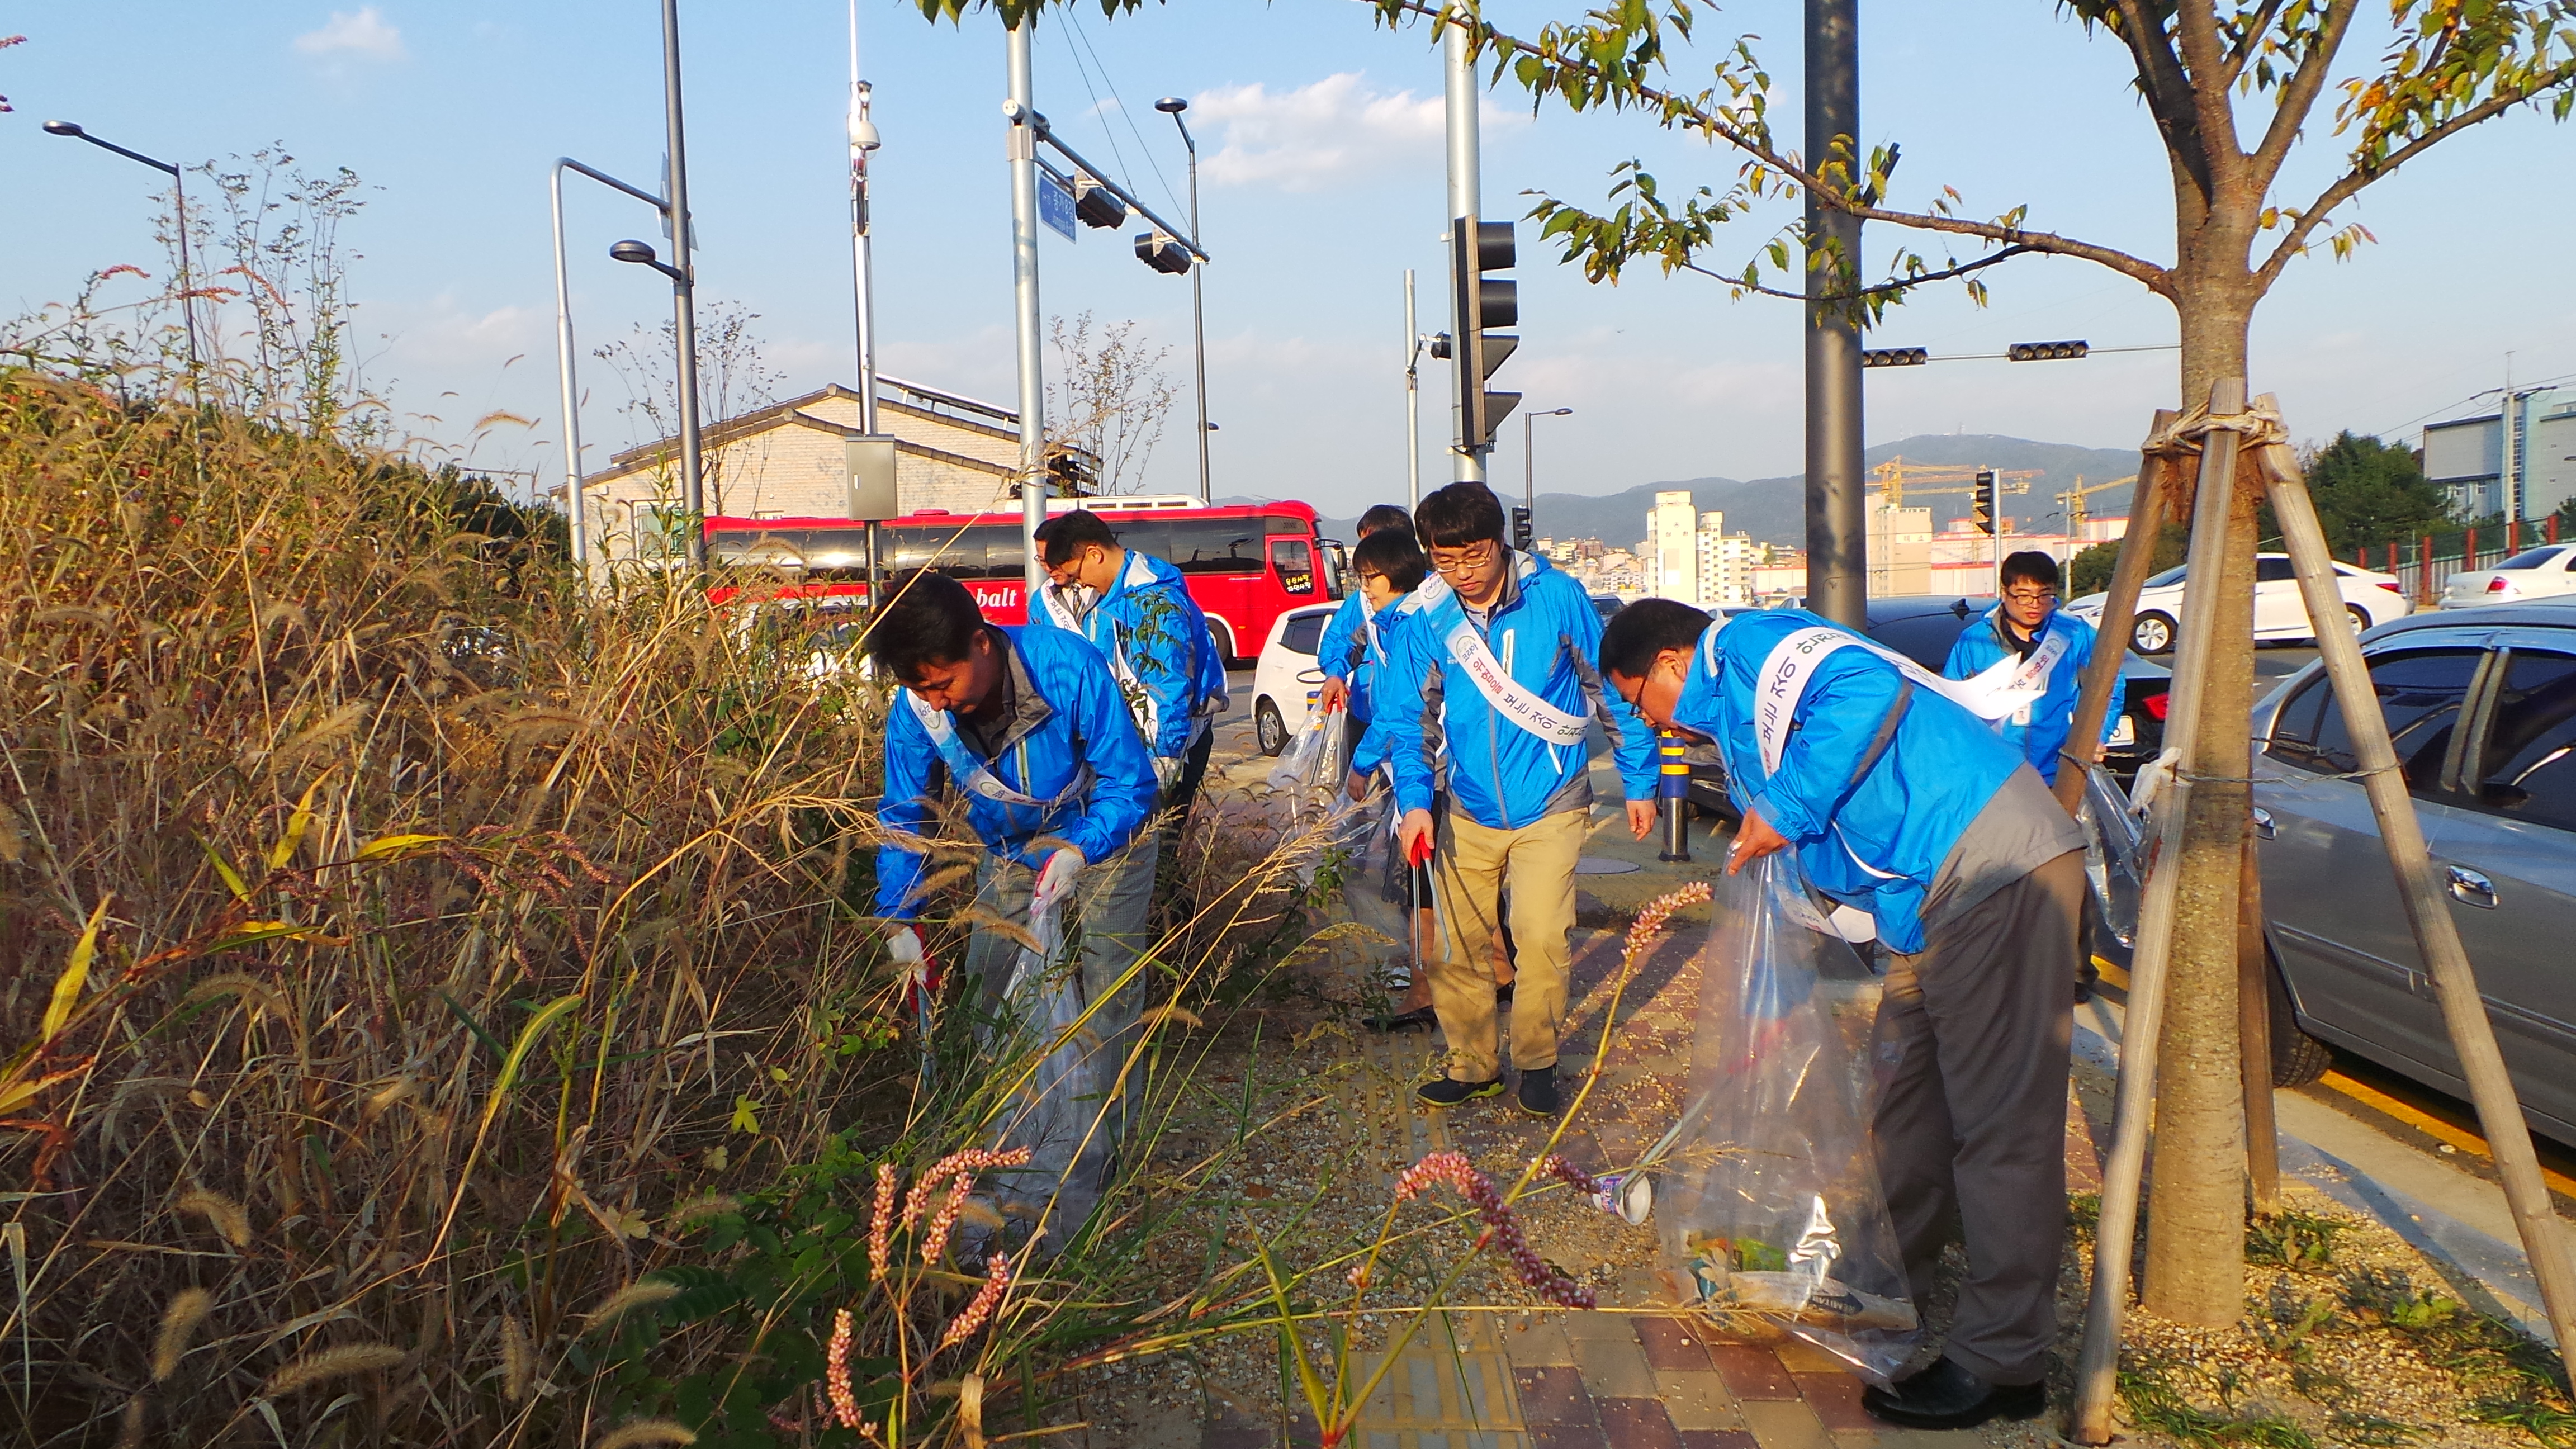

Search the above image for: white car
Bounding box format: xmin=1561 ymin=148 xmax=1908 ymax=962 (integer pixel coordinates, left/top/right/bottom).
xmin=2441 ymin=543 xmax=2576 ymax=609
xmin=1251 ymin=604 xmax=1339 ymax=755
xmin=2064 ymin=552 xmax=2411 ymax=655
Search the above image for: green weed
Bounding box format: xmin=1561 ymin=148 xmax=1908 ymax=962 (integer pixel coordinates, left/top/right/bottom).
xmin=2249 ymin=1208 xmax=2347 ymax=1272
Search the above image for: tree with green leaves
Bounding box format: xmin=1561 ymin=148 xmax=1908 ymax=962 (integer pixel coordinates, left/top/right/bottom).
xmin=2275 ymin=429 xmax=2456 ymax=555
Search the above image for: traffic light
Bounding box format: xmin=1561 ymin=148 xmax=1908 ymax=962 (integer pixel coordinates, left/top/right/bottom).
xmin=1511 ymin=506 xmax=1533 ymax=552
xmin=1450 ymin=217 xmax=1519 ymax=452
xmin=1072 ymin=173 xmax=1127 ymax=230
xmin=1971 ymin=469 xmax=1997 ymax=536
xmin=2006 ymin=339 xmax=2089 ymax=362
xmin=1862 ymin=347 xmax=1928 ymax=368
xmin=1134 ymin=230 xmax=1192 ymax=276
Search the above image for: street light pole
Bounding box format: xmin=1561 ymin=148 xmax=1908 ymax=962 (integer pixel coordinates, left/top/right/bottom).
xmin=1523 ymin=406 xmax=1573 ymax=531
xmin=1006 ymin=22 xmax=1048 ymax=594
xmin=554 ymin=158 xmax=671 ymax=589
xmin=660 ymin=0 xmax=707 ymax=567
xmin=1404 ymin=270 xmax=1421 ymax=513
xmin=849 ymin=2 xmax=883 ymax=437
xmin=44 ymin=120 xmax=201 ymax=400
xmin=1156 ymin=97 xmax=1210 ymax=504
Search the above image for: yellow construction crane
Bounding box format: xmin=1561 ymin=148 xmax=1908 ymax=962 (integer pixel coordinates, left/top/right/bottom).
xmin=2057 ymin=473 xmax=2138 ymax=535
xmin=1867 ymin=456 xmax=2043 ymax=510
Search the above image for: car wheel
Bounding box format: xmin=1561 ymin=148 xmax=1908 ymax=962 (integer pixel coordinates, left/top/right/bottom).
xmin=2344 ymin=602 xmax=2373 ymax=636
xmin=2265 ymin=944 xmax=2334 ymax=1087
xmin=2132 ymin=610 xmax=2177 ymax=655
xmin=1254 ymin=698 xmax=1287 ymax=757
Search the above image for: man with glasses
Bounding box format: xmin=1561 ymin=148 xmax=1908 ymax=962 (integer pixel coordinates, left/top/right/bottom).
xmin=1377 ymin=482 xmax=1658 ymax=1116
xmin=1943 ymin=551 xmax=2116 ymax=787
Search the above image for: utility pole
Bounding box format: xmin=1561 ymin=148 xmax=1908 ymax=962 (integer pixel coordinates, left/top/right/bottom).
xmin=660 ymin=0 xmax=706 ymax=566
xmin=1404 ymin=269 xmax=1422 ymax=512
xmin=1006 ymin=23 xmax=1048 ymax=594
xmin=1443 ymin=15 xmax=1484 ymax=485
xmin=1803 ymin=0 xmax=1864 ymax=627
xmin=849 ymin=3 xmax=882 ymax=437
xmin=1156 ymin=98 xmax=1211 ymax=504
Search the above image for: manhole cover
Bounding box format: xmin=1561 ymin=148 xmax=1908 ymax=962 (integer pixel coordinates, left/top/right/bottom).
xmin=1574 ymin=856 xmax=1641 ymax=875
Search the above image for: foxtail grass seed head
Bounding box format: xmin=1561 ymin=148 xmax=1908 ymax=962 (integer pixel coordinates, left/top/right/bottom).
xmin=936 ymin=1254 xmax=1014 ymax=1352
xmin=151 ymin=1289 xmax=214 ymax=1382
xmin=500 ymin=1315 xmax=532 ymax=1403
xmin=826 ymin=1308 xmax=860 ymax=1429
xmin=1394 ymin=1151 xmax=1595 ymax=1309
xmin=176 ymin=1188 xmax=250 ymax=1248
xmin=112 ymin=1395 xmax=145 ymax=1449
xmin=584 ymin=1278 xmax=682 ymax=1333
xmin=263 ymin=1343 xmax=406 ymax=1396
xmin=1138 ymin=1004 xmax=1204 ymax=1032
xmin=869 ymin=1162 xmax=896 ymax=1282
xmin=592 ymin=1419 xmax=698 ymax=1448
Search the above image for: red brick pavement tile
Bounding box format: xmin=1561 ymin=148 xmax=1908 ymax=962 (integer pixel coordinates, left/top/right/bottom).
xmin=1531 ymin=1429 xmax=1611 ymax=1449
xmin=1595 ymin=1397 xmax=1687 ymax=1449
xmin=1631 ymin=1318 xmax=1716 ymax=1373
xmin=2065 ymin=1086 xmax=2104 ymax=1193
xmin=1514 ymin=1365 xmax=1598 ymax=1427
xmin=1676 ymin=1432 xmax=1760 ymax=1449
xmin=1791 ymin=1372 xmax=1876 ymax=1433
xmin=1704 ymin=1345 xmax=1800 ymax=1400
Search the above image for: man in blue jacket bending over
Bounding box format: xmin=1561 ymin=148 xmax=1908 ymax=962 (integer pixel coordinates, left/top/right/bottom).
xmin=1602 ymin=598 xmax=2085 ymax=1432
xmin=867 ymin=570 xmax=1159 ymax=1229
xmin=1380 ymin=482 xmax=1658 ymax=1117
xmin=1031 ymin=509 xmax=1228 ymax=837
xmin=1943 ymin=550 xmax=2116 ymax=786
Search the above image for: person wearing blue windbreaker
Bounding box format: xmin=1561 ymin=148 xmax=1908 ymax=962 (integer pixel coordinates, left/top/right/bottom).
xmin=1316 ymin=503 xmax=1416 ymax=741
xmin=1600 ymin=599 xmax=2085 ymax=1432
xmin=1943 ymin=551 xmax=2117 ymax=785
xmin=866 ymin=570 xmax=1160 ymax=1227
xmin=1377 ymin=483 xmax=1659 ymax=1118
xmin=1030 ymin=509 xmax=1228 ymax=836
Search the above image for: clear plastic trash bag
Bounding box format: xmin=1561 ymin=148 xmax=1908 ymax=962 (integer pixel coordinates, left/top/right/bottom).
xmin=1655 ymin=855 xmax=1921 ymax=1385
xmin=1266 ymin=706 xmax=1328 ymax=794
xmin=2077 ymin=765 xmax=2146 ymax=948
xmin=1267 ymin=704 xmax=1348 ymax=832
xmin=989 ymin=903 xmax=1116 ymax=1233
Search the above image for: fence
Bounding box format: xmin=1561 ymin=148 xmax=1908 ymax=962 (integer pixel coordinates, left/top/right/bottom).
xmin=2351 ymin=515 xmax=2563 ymax=605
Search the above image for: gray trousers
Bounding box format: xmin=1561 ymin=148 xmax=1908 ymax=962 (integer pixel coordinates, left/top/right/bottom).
xmin=962 ymin=834 xmax=1159 ymax=1237
xmin=1871 ymin=850 xmax=2083 ymax=1385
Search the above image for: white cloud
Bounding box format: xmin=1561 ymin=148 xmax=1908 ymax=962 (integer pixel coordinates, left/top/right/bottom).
xmin=295 ymin=8 xmax=405 ymax=62
xmin=1193 ymin=73 xmax=1511 ymax=193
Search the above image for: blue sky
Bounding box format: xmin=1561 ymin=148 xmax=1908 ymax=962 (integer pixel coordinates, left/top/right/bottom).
xmin=9 ymin=2 xmax=2574 ymax=519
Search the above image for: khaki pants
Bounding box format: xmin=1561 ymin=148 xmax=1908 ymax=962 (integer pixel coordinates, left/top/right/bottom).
xmin=1428 ymin=807 xmax=1585 ymax=1082
xmin=1871 ymin=849 xmax=2083 ymax=1385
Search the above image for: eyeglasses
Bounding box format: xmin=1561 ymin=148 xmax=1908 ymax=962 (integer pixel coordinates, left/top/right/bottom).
xmin=1428 ymin=542 xmax=1498 ymax=576
xmin=2002 ymin=588 xmax=2059 ymax=604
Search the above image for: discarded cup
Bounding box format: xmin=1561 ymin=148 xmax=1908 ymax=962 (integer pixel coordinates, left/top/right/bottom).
xmin=1586 ymin=1171 xmax=1653 ymax=1226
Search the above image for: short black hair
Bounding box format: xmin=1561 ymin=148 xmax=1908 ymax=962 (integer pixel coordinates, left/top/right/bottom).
xmin=1352 ymin=528 xmax=1428 ymax=593
xmin=1415 ymin=482 xmax=1506 ymax=550
xmin=1599 ymin=598 xmax=1712 ymax=680
xmin=1037 ymin=509 xmax=1119 ymax=567
xmin=1999 ymin=550 xmax=2062 ymax=590
xmin=1357 ymin=504 xmax=1412 ymax=538
xmin=864 ymin=570 xmax=988 ymax=681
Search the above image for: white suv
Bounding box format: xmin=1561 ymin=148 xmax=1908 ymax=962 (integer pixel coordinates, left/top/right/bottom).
xmin=2066 ymin=553 xmax=2411 ymax=654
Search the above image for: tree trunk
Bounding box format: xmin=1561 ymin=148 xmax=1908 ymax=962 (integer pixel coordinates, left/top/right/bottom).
xmin=2139 ymin=267 xmax=2260 ymax=1325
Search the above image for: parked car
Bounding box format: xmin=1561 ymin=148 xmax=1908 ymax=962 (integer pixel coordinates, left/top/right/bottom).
xmin=1251 ymin=604 xmax=1338 ymax=755
xmin=2440 ymin=543 xmax=2576 ymax=609
xmin=2250 ymin=595 xmax=2576 ymax=1138
xmin=1673 ymin=596 xmax=2173 ymax=818
xmin=2064 ymin=553 xmax=2411 ymax=655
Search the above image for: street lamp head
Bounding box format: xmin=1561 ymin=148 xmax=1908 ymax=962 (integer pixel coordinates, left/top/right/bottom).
xmin=1546 ymin=407 xmax=1574 ymax=418
xmin=42 ymin=120 xmax=84 ymax=137
xmin=1154 ymin=97 xmax=1188 ymax=113
xmin=609 ymin=240 xmax=660 ymax=266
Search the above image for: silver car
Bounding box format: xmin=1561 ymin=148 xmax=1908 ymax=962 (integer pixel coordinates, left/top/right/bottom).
xmin=2253 ymin=596 xmax=2576 ymax=1141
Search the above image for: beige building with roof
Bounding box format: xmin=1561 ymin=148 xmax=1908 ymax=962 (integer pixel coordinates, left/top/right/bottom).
xmin=577 ymin=377 xmax=1093 ymax=562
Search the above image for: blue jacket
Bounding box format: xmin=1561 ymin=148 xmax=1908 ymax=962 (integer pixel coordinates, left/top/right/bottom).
xmin=1655 ymin=609 xmax=2027 ymax=954
xmin=1378 ymin=549 xmax=1658 ymax=828
xmin=1319 ymin=593 xmax=1367 ymax=692
xmin=1029 ymin=548 xmax=1224 ymax=761
xmin=1940 ymin=605 xmax=2116 ymax=785
xmin=875 ymin=625 xmax=1157 ymax=919
xmin=1348 ymin=596 xmax=1412 ymax=775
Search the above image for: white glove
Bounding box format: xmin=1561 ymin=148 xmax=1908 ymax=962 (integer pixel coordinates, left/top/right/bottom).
xmin=887 ymin=926 xmax=924 ymax=967
xmin=1153 ymin=756 xmax=1183 ymax=793
xmin=1031 ymin=847 xmax=1085 ymax=920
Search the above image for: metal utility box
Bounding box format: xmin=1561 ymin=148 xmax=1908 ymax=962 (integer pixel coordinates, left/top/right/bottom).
xmin=846 ymin=437 xmax=899 ymax=520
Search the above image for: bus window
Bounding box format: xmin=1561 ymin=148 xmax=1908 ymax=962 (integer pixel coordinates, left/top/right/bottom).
xmin=1320 ymin=539 xmax=1348 ymax=601
xmin=1162 ymin=519 xmax=1265 ymax=574
xmin=1270 ymin=538 xmax=1316 ymax=595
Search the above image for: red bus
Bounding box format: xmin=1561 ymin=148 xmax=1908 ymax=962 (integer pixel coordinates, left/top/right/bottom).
xmin=703 ymin=495 xmax=1346 ymax=663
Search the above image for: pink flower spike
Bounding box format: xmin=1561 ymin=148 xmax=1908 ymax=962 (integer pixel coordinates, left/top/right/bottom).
xmin=826 ymin=1307 xmax=860 ymax=1429
xmin=869 ymin=1162 xmax=898 ymax=1282
xmin=937 ymin=1254 xmax=1014 ymax=1353
xmin=1391 ymin=1151 xmax=1596 ymax=1309
xmin=919 ymin=1176 xmax=973 ymax=1266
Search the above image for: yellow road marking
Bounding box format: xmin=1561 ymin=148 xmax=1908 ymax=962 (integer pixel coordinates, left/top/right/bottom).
xmin=2086 ymin=955 xmax=2576 ymax=1198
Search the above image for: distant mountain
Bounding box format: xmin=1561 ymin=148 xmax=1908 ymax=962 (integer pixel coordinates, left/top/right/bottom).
xmin=1288 ymin=434 xmax=2145 ymax=547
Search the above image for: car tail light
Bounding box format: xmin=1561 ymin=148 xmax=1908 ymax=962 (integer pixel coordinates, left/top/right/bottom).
xmin=2489 ymin=577 xmax=2512 ymax=593
xmin=2378 ymin=581 xmax=2404 ymax=593
xmin=2143 ymin=690 xmax=2171 ymax=721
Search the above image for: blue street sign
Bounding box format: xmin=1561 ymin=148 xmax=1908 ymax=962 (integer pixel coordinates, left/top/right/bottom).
xmin=1039 ymin=172 xmax=1078 ymax=242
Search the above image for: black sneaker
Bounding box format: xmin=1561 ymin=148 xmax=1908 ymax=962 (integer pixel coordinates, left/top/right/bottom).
xmin=1417 ymin=1076 xmax=1505 ymax=1109
xmin=1859 ymin=1357 xmax=2045 ymax=1430
xmin=1516 ymin=1069 xmax=1561 ymax=1117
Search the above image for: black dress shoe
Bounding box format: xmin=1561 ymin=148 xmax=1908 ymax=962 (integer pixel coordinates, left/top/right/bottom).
xmin=1859 ymin=1357 xmax=2045 ymax=1430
